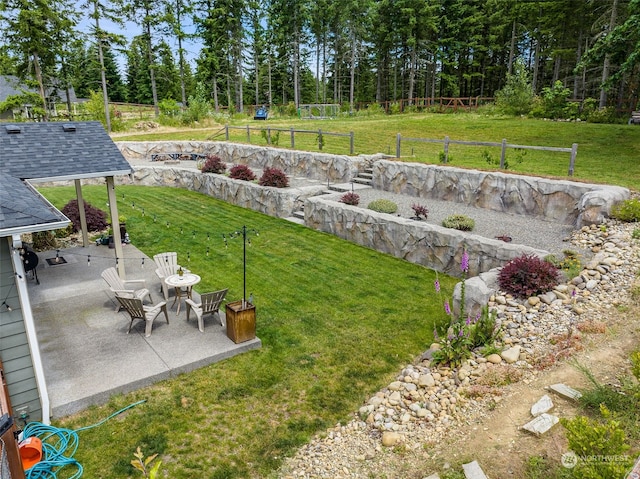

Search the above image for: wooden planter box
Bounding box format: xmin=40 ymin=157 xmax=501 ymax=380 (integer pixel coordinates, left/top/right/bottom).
xmin=225 ymin=301 xmax=256 ymax=343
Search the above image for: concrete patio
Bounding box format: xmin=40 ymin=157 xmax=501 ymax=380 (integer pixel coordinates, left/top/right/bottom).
xmin=25 ymin=242 xmax=261 ymax=419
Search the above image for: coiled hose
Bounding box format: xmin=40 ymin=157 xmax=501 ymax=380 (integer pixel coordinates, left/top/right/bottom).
xmin=21 ymin=399 xmax=147 ymax=478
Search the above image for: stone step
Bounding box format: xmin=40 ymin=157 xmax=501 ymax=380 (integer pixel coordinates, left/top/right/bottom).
xmin=284 ymin=216 xmax=305 ymax=225
xmin=327 ymin=182 xmax=372 ymax=192
xmin=462 ymin=460 xmax=489 ymax=479
xmin=352 ymin=177 xmax=372 ymax=185
xmin=357 ymin=172 xmax=373 ymax=179
xmin=292 ymin=210 xmax=305 ymax=220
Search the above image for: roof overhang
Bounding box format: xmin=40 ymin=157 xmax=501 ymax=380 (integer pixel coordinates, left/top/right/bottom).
xmin=26 ymin=170 xmax=133 ymax=184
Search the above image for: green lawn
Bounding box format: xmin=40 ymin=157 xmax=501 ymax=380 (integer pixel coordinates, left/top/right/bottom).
xmin=40 ymin=185 xmax=456 ymax=478
xmin=116 ymin=112 xmax=640 ymax=190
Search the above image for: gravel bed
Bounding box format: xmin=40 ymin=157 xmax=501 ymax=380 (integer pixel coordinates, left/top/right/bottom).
xmin=323 ymin=188 xmax=586 ymax=258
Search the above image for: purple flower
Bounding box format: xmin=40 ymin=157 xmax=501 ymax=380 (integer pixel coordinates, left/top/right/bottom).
xmin=474 ymin=312 xmax=481 ymax=324
xmin=433 ymin=328 xmax=439 ymax=340
xmin=460 ymin=250 xmax=469 ymax=273
xmin=465 ymin=316 xmax=471 ymax=326
xmin=458 ymin=329 xmax=464 ymax=337
xmin=434 ymin=279 xmax=440 ymax=293
xmin=444 ymin=301 xmax=451 ymax=315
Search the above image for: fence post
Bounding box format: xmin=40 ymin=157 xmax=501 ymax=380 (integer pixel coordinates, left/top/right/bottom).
xmin=290 ymin=127 xmax=295 ymax=148
xmin=267 ymin=127 xmax=271 ymax=145
xmin=444 ymin=136 xmax=450 ymax=163
xmin=500 ymin=139 xmax=507 ymax=169
xmin=568 ymin=143 xmax=578 ymax=176
xmin=318 ymin=129 xmax=323 ymax=150
xmin=246 ymin=125 xmax=250 ymax=143
xmin=350 ymin=131 xmax=354 ymax=155
xmin=396 ymin=133 xmax=401 ymax=158
xmin=225 ymin=124 xmax=229 ymax=141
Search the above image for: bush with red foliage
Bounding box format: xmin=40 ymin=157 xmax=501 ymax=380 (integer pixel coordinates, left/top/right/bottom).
xmin=259 ymin=167 xmax=289 ymax=188
xmin=498 ymin=253 xmax=560 ymax=299
xmin=201 ymin=154 xmax=227 ymax=174
xmin=61 ymin=199 xmax=108 ymax=232
xmin=229 ymin=164 xmax=257 ymax=181
xmin=339 ymin=192 xmax=360 ymax=206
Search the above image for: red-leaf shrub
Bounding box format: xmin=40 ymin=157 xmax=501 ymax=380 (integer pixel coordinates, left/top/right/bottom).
xmin=229 ymin=164 xmax=257 ymax=181
xmin=201 ymin=154 xmax=227 ymax=174
xmin=61 ymin=199 xmax=108 ymax=232
xmin=259 ymin=167 xmax=289 ymax=188
xmin=498 ymin=253 xmax=560 ymax=299
xmin=339 ymin=192 xmax=360 ymax=206
xmin=411 ymin=203 xmax=429 ymax=219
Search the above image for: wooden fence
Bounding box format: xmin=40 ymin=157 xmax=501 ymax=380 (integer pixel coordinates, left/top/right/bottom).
xmin=396 ymin=133 xmax=579 ymax=176
xmin=224 ymin=125 xmax=355 ymax=154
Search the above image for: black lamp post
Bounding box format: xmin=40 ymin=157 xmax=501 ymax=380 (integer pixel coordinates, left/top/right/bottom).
xmin=225 ymin=225 xmax=258 ymax=308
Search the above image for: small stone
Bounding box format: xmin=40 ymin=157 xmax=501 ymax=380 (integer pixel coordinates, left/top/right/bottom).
xmin=501 ymin=345 xmax=521 ymax=364
xmin=419 ymin=373 xmax=436 ymax=388
xmin=381 ymin=431 xmax=402 ymax=447
xmin=530 ymin=395 xmax=554 ymax=417
xmin=486 ymin=354 xmax=502 ymax=364
xmin=462 ymin=460 xmax=489 ymax=479
xmin=528 ymin=296 xmax=540 ymax=306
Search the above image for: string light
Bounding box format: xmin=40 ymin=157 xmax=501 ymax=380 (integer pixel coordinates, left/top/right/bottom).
xmin=87 ymin=255 xmax=91 ymax=267
xmin=142 ymin=208 xmax=145 ymax=216
xmin=141 ymin=258 xmax=145 ymax=268
xmin=1 ymin=301 xmax=12 ymax=312
xmin=206 ymin=246 xmax=210 ymax=256
xmin=180 ymin=227 xmax=183 ymax=235
xmin=187 ymin=252 xmax=190 ymax=262
xmin=207 ymin=233 xmax=210 ymax=241
xmin=192 ymin=231 xmax=196 ymax=239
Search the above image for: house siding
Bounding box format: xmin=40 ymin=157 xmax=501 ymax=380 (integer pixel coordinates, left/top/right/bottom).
xmin=0 ymin=239 xmax=42 ymax=421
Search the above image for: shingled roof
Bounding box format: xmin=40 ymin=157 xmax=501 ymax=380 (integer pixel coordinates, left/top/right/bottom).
xmin=0 ymin=121 xmax=133 ymax=235
xmin=2 ymin=121 xmax=132 ymax=181
xmin=0 ymin=173 xmax=69 ymax=236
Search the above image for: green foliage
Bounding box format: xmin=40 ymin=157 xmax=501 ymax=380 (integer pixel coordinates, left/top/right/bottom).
xmin=468 ymin=306 xmax=500 ymax=349
xmin=587 ymin=106 xmax=620 ymax=124
xmin=260 ymin=129 xmax=280 ymax=146
xmin=389 ymin=102 xmax=401 ymax=115
xmin=181 ymin=83 xmax=210 ymax=125
xmin=131 ymin=447 xmax=162 ymax=478
xmin=530 ymin=81 xmax=571 ymax=119
xmin=158 ymin=99 xmax=181 ymax=123
xmin=494 ymin=59 xmax=535 ymax=116
xmin=442 ymin=214 xmax=475 ymax=231
xmin=631 ymin=228 xmax=640 ymax=240
xmin=546 ymin=250 xmax=583 ymax=280
xmin=31 ymin=231 xmax=56 ymax=251
xmin=560 ymin=407 xmax=633 ymax=479
xmin=632 ymin=351 xmax=640 ymax=381
xmin=0 ymin=91 xmax=43 ymax=116
xmin=482 ymin=148 xmax=525 ymax=170
xmin=367 ymin=199 xmax=398 ymax=214
xmin=83 ymin=91 xmax=126 ymax=132
xmin=610 ymin=199 xmax=640 ymax=222
xmin=498 ymin=254 xmax=560 ymax=298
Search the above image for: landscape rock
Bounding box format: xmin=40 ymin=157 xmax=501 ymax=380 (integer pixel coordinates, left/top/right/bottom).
xmin=549 ymin=383 xmax=583 ymax=401
xmin=530 ymin=395 xmax=554 ymax=417
xmin=381 ymin=431 xmax=402 ymax=447
xmin=522 ymin=413 xmax=560 ymax=436
xmin=501 ymin=345 xmax=522 ymax=364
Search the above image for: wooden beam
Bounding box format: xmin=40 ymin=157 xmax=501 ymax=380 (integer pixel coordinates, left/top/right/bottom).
xmin=74 ymin=179 xmax=89 ymax=247
xmin=106 ymin=176 xmax=125 ymax=277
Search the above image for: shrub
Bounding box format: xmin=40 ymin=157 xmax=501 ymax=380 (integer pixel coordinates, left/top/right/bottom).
xmin=610 ymin=198 xmax=640 ymax=222
xmin=339 ymin=192 xmax=360 ymax=206
xmin=61 ymin=199 xmax=108 ymax=232
xmin=411 ymin=204 xmax=429 ymax=220
xmin=498 ymin=253 xmax=560 ymax=298
xmin=367 ymin=199 xmax=398 ymax=214
xmin=259 ymin=167 xmax=289 ymax=188
xmin=200 ymin=155 xmax=227 ymax=174
xmin=229 ymin=164 xmax=257 ymax=181
xmin=494 ymin=59 xmax=534 ymax=116
xmin=442 ymin=214 xmax=475 ymax=231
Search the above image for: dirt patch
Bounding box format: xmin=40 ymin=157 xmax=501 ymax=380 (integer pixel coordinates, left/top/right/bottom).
xmin=423 ymin=301 xmax=640 ymax=476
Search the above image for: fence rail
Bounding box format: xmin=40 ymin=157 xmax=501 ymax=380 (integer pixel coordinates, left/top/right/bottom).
xmin=224 ymin=125 xmax=355 ymax=154
xmin=397 ymin=133 xmax=578 ymax=176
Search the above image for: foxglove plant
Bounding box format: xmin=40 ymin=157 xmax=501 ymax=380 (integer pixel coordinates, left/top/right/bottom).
xmin=431 ymin=249 xmax=498 ymax=366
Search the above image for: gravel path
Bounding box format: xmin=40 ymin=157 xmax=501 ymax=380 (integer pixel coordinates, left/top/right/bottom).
xmin=322 ymin=187 xmax=585 ymax=259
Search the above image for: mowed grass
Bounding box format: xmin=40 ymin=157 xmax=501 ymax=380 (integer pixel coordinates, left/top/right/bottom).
xmin=116 ymin=112 xmax=640 ymax=190
xmin=40 ymin=185 xmax=455 ymax=478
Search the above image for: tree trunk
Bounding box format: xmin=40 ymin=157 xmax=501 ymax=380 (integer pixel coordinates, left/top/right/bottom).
xmin=144 ymin=17 xmax=159 ymax=117
xmin=32 ymin=51 xmax=48 ymax=121
xmin=407 ymin=43 xmax=416 ymax=105
xmin=600 ymin=0 xmax=619 ymax=108
xmin=94 ymin=0 xmax=111 ymax=132
xmin=176 ymin=0 xmax=187 ymax=108
xmin=507 ymin=18 xmax=516 ymax=75
xmin=349 ymin=26 xmax=357 ymax=113
xmin=213 ymin=77 xmax=219 ymax=111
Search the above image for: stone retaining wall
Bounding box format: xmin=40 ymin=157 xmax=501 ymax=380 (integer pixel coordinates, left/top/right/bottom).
xmin=304 ymin=196 xmax=549 ymax=278
xmin=372 ymin=160 xmax=629 ymax=228
xmin=119 ymin=167 xmax=326 ymax=218
xmin=117 ymin=141 xmax=370 ymax=183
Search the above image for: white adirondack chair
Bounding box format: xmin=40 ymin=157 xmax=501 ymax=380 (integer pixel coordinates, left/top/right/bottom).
xmin=153 ymin=252 xmax=188 ymax=301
